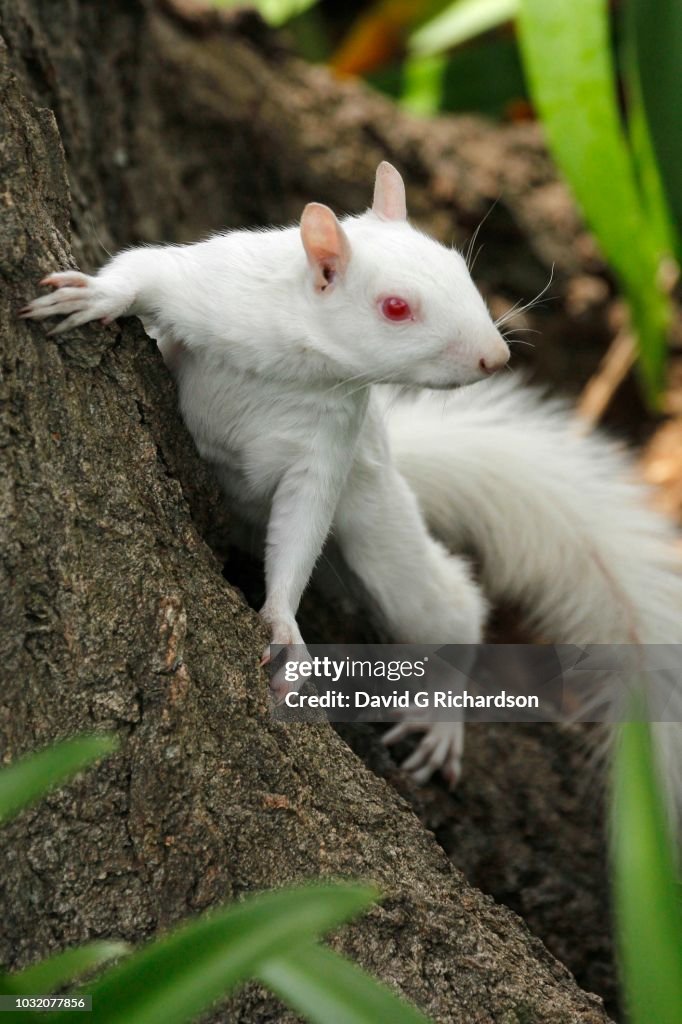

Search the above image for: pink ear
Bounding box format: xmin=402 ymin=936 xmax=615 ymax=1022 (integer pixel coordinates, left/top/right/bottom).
xmin=372 ymin=161 xmax=407 ymax=222
xmin=300 ymin=203 xmax=351 ymax=291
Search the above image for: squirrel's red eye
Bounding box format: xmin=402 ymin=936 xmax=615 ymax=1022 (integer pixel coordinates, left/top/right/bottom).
xmin=381 ymin=296 xmax=412 ymax=322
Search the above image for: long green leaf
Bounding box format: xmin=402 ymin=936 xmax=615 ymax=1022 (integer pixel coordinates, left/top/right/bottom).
xmin=517 ymin=0 xmax=673 ymax=400
xmin=620 ymin=7 xmax=678 ymax=263
xmin=9 ymin=942 xmax=130 ymax=995
xmin=627 ymin=0 xmax=682 ymax=253
xmin=259 ymin=942 xmax=431 ymax=1024
xmin=625 ymin=76 xmax=678 ymax=262
xmin=612 ymin=718 xmax=682 ymax=1024
xmin=0 ymin=736 xmax=118 ymax=825
xmin=410 ymin=0 xmax=519 ymax=56
xmin=59 ymin=885 xmax=377 ymax=1024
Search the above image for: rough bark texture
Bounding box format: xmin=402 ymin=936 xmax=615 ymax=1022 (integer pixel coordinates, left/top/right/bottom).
xmin=1 ymin=2 xmax=619 ymax=1021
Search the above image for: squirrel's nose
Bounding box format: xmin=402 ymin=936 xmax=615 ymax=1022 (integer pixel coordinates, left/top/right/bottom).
xmin=479 ymin=341 xmax=510 ymax=375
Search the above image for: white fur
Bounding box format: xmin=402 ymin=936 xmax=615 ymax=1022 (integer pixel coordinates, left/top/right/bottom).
xmin=22 ymin=166 xmax=503 ymax=717
xmin=22 ymin=164 xmax=681 ymax=815
xmin=386 ymin=377 xmax=682 ymax=819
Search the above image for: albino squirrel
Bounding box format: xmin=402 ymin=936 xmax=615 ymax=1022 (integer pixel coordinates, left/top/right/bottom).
xmin=21 ymin=162 xmax=682 ymax=818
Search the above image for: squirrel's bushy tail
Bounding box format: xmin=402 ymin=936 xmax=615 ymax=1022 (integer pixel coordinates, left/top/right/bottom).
xmin=385 ymin=376 xmax=682 ymax=825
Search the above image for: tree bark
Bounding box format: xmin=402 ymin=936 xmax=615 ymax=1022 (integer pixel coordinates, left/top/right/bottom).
xmin=1 ymin=2 xmax=615 ymax=1021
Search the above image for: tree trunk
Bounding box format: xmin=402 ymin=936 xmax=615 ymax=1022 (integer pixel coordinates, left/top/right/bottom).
xmin=1 ymin=2 xmax=615 ymax=1021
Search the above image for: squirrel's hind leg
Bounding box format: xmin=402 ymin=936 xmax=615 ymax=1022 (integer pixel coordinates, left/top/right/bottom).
xmin=334 ymin=453 xmax=485 ymax=785
xmin=334 ymin=459 xmax=486 ymax=648
xmin=382 ymin=720 xmax=465 ymax=788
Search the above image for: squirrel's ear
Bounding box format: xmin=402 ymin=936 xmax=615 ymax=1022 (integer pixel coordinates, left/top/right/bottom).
xmin=372 ymin=161 xmax=407 ymax=222
xmin=300 ymin=203 xmax=351 ymax=291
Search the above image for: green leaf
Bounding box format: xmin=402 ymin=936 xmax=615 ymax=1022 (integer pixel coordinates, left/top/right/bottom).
xmin=401 ymin=54 xmax=447 ymax=115
xmin=627 ymin=0 xmax=682 ymax=254
xmin=62 ymin=885 xmax=377 ymax=1024
xmin=0 ymin=735 xmax=118 ymax=825
xmin=620 ymin=8 xmax=679 ymax=263
xmin=612 ymin=717 xmax=682 ymax=1024
xmin=410 ymin=0 xmax=519 ymax=57
xmin=517 ymin=0 xmax=673 ymax=401
xmin=625 ymin=77 xmax=678 ymax=261
xmin=259 ymin=942 xmax=431 ymax=1024
xmin=10 ymin=942 xmax=130 ymax=995
xmin=0 ymin=977 xmax=43 ymax=1024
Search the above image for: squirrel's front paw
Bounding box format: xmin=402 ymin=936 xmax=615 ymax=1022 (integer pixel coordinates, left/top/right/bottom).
xmin=265 ymin=649 xmax=313 ymax=706
xmin=19 ymin=272 xmax=124 ymax=335
xmin=258 ymin=609 xmax=308 ymax=704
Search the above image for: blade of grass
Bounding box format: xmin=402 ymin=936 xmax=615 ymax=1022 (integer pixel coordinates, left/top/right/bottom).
xmin=0 ymin=735 xmax=118 ymax=825
xmin=410 ymin=0 xmax=519 ymax=57
xmin=627 ymin=0 xmax=682 ymax=252
xmin=259 ymin=942 xmax=431 ymax=1024
xmin=0 ymin=977 xmax=43 ymax=1024
xmin=58 ymin=885 xmax=377 ymax=1024
xmin=612 ymin=717 xmax=682 ymax=1024
xmin=401 ymin=53 xmax=447 ymax=115
xmin=620 ymin=16 xmax=678 ymax=262
xmin=9 ymin=943 xmax=130 ymax=995
xmin=517 ymin=0 xmax=673 ymax=400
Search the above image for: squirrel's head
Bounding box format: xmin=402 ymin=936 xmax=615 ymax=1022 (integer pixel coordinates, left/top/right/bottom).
xmin=299 ymin=161 xmax=510 ymax=388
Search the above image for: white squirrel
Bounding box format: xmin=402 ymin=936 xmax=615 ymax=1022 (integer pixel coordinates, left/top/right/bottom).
xmin=21 ymin=162 xmax=682 ymax=815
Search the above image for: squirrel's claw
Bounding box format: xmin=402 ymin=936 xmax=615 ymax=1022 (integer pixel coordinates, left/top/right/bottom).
xmin=383 ymin=720 xmax=464 ymax=789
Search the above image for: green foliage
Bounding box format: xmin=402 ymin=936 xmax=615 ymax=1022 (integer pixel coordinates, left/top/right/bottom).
xmin=9 ymin=945 xmax=130 ymax=996
xmin=259 ymin=941 xmax=429 ymax=1024
xmin=401 ymin=0 xmax=522 ymax=118
xmin=410 ymin=0 xmax=518 ymax=57
xmin=403 ymin=0 xmax=679 ymax=400
xmin=612 ymin=716 xmax=682 ymax=1024
xmin=400 ymin=0 xmax=680 ymax=400
xmin=0 ymin=735 xmax=118 ymax=825
xmin=623 ymin=64 xmax=678 ymax=267
xmin=0 ymin=738 xmax=432 ymax=1024
xmin=516 ymin=0 xmax=675 ymax=401
xmin=372 ymin=36 xmax=525 ymax=119
xmin=627 ymin=0 xmax=682 ymax=251
xmin=71 ymin=886 xmax=383 ymax=1024
xmin=401 ymin=54 xmax=448 ymax=116
xmin=401 ymin=36 xmax=525 ymax=117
